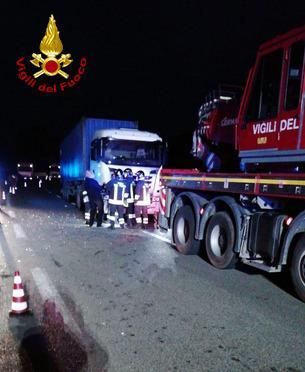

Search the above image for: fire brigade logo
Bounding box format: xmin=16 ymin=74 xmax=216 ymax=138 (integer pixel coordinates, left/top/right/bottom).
xmin=31 ymin=14 xmax=72 ymax=79
xmin=16 ymin=14 xmax=87 ymax=93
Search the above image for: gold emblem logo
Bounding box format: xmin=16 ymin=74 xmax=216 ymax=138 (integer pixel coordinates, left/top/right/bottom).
xmin=30 ymin=14 xmax=72 ymax=79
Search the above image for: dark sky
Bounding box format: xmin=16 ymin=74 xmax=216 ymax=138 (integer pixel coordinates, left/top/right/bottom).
xmin=1 ymin=1 xmax=304 ymax=168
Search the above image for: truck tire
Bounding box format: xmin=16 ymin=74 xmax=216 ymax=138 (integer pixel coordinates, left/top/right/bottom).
xmin=205 ymin=211 xmax=236 ymax=269
xmin=76 ymin=191 xmax=82 ymax=210
xmin=173 ymin=205 xmax=200 ymax=255
xmin=290 ymin=235 xmax=305 ymax=303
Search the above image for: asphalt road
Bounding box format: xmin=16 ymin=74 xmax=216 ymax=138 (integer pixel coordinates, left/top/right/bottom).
xmin=0 ymin=180 xmax=304 ymax=371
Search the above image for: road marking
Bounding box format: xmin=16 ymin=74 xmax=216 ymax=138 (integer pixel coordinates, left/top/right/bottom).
xmin=7 ymin=210 xmax=16 ymax=218
xmin=13 ymin=224 xmax=27 ymax=239
xmin=31 ymin=267 xmax=81 ymax=335
xmin=141 ymin=230 xmax=172 ymax=244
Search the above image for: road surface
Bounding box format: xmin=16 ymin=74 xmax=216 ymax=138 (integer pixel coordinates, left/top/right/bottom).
xmin=0 ymin=180 xmax=304 ymax=371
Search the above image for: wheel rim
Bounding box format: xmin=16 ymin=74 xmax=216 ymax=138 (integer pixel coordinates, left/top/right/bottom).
xmin=176 ymin=216 xmax=190 ymax=245
xmin=210 ymin=225 xmax=227 ymax=257
xmin=300 ymin=252 xmax=305 ymax=284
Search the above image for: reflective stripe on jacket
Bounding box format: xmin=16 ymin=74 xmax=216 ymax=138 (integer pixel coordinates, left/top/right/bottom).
xmin=135 ymin=180 xmax=150 ymax=206
xmin=108 ymin=181 xmax=126 ymax=206
xmin=125 ymin=178 xmax=135 ymax=203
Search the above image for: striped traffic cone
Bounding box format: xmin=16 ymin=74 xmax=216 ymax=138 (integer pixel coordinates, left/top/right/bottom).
xmin=10 ymin=271 xmax=29 ymax=315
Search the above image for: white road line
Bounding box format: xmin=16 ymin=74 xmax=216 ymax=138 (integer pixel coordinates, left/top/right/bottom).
xmin=141 ymin=230 xmax=173 ymax=244
xmin=0 ymin=241 xmax=6 ymax=267
xmin=7 ymin=210 xmax=16 ymax=218
xmin=31 ymin=267 xmax=81 ymax=335
xmin=13 ymin=224 xmax=27 ymax=239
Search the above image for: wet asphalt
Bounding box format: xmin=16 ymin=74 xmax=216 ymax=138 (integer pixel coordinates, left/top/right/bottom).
xmin=0 ymin=180 xmax=305 ymax=371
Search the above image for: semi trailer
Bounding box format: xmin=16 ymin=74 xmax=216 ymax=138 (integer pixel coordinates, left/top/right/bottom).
xmin=158 ymin=24 xmax=305 ymax=302
xmin=60 ymin=117 xmax=166 ymax=215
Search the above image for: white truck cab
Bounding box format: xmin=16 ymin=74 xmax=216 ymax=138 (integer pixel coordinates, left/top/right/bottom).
xmin=90 ymin=128 xmax=165 ymax=215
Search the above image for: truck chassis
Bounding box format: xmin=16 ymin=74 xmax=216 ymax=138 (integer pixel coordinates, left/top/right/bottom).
xmin=159 ymin=169 xmax=305 ymax=302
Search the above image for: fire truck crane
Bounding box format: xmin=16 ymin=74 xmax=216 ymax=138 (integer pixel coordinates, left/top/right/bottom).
xmin=158 ymin=24 xmax=305 ymax=303
xmin=191 ymin=84 xmax=242 ymax=172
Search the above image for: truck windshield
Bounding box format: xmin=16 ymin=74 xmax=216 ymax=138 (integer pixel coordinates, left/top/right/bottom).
xmin=102 ymin=139 xmax=163 ymax=166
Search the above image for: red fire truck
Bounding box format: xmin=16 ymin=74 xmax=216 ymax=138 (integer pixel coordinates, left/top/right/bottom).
xmin=158 ymin=24 xmax=305 ymax=302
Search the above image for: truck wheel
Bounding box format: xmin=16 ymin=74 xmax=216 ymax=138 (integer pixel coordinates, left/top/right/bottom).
xmin=290 ymin=235 xmax=305 ymax=303
xmin=205 ymin=211 xmax=236 ymax=269
xmin=76 ymin=192 xmax=82 ymax=210
xmin=173 ymin=205 xmax=200 ymax=255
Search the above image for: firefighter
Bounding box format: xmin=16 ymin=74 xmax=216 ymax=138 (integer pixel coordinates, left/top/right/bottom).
xmin=101 ymin=170 xmax=115 ymax=225
xmin=106 ymin=169 xmax=127 ymax=229
xmin=134 ymin=170 xmax=151 ymax=229
xmin=84 ymin=170 xmax=104 ymax=227
xmin=123 ymin=168 xmax=136 ymax=228
xmin=82 ymin=189 xmax=90 ymax=224
xmin=101 ymin=182 xmax=109 ymax=224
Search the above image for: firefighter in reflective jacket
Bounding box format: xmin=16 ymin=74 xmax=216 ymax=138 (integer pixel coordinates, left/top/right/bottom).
xmin=106 ymin=169 xmax=127 ymax=229
xmin=82 ymin=189 xmax=90 ymax=224
xmin=84 ymin=170 xmax=104 ymax=227
xmin=123 ymin=168 xmax=136 ymax=228
xmin=134 ymin=171 xmax=151 ymax=229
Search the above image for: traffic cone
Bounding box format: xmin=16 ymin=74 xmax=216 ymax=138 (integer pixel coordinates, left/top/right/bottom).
xmin=10 ymin=271 xmax=29 ymax=315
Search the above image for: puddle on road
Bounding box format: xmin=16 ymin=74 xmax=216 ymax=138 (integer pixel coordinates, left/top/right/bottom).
xmin=19 ymin=328 xmax=59 ymax=371
xmin=7 ymin=299 xmax=109 ymax=371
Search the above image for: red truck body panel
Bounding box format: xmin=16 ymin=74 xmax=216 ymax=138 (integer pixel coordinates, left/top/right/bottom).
xmin=237 ymin=24 xmax=305 ymax=167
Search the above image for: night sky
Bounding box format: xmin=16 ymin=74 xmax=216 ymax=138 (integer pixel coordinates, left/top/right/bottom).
xmin=1 ymin=1 xmax=304 ymax=170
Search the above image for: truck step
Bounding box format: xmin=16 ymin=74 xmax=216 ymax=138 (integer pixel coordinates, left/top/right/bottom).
xmin=241 ymin=259 xmax=282 ymax=273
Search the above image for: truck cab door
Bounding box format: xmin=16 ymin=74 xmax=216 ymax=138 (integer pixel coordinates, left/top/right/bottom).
xmin=238 ymin=38 xmax=305 ymax=169
xmin=238 ymin=49 xmax=283 ymax=153
xmin=279 ymin=40 xmax=304 ymax=152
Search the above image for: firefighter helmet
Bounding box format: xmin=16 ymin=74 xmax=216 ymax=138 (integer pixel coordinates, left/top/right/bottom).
xmin=115 ymin=168 xmax=123 ymax=179
xmin=136 ymin=170 xmax=145 ymax=180
xmin=123 ymin=168 xmax=133 ymax=178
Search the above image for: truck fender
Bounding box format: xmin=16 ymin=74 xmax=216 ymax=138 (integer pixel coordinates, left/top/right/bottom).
xmin=169 ymin=192 xmax=208 ymax=240
xmin=280 ymin=210 xmax=305 ymax=265
xmin=198 ymin=196 xmax=244 ymax=253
